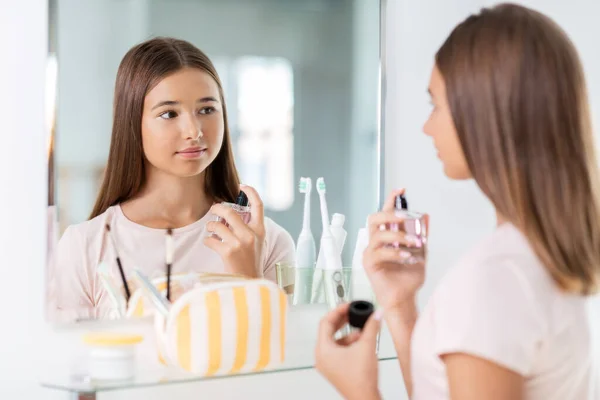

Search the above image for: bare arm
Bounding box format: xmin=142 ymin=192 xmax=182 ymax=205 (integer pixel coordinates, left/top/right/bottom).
xmin=384 ymin=301 xmax=419 ymax=398
xmin=442 ymin=353 xmax=524 ymax=400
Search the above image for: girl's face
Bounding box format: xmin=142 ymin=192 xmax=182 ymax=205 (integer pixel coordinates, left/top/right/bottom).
xmin=141 ymin=67 xmax=224 ymax=178
xmin=423 ymin=66 xmax=471 ymax=180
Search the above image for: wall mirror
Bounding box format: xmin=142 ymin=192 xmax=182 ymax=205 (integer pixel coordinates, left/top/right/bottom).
xmin=46 ymin=0 xmax=385 ymax=325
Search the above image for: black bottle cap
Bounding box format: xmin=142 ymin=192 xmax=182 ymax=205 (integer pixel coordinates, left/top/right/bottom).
xmin=235 ymin=190 xmax=249 ymax=207
xmin=348 ymin=300 xmax=375 ymax=330
xmin=395 ymin=194 xmax=408 ymax=210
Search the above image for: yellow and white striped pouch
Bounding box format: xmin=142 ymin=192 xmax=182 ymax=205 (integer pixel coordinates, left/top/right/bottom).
xmin=154 ymin=278 xmax=288 ymax=376
xmin=126 ymin=272 xmax=250 ymax=318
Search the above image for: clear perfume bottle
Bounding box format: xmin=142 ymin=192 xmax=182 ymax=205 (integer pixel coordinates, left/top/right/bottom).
xmin=388 ymin=194 xmax=427 ymax=264
xmin=208 ymin=191 xmax=251 ymax=239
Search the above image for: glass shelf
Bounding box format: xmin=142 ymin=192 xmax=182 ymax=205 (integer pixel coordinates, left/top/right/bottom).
xmin=42 ymin=268 xmax=396 ymax=396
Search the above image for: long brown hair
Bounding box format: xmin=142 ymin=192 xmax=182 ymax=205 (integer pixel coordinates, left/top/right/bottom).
xmin=90 ymin=37 xmax=239 ymax=219
xmin=436 ymin=4 xmax=600 ymax=294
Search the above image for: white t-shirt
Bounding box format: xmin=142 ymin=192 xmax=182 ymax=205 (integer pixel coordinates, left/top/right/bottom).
xmin=411 ymin=223 xmax=599 ymax=399
xmin=48 ymin=205 xmax=295 ymax=322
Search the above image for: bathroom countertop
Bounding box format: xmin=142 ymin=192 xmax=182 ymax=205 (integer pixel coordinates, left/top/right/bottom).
xmin=41 ymin=304 xmax=398 ymax=395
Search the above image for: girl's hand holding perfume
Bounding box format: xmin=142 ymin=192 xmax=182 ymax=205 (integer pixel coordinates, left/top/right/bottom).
xmin=362 ymin=189 xmax=429 ymax=314
xmin=204 ymin=184 xmax=266 ymax=279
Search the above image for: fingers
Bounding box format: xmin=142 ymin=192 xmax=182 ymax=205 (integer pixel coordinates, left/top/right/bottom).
xmin=210 ymin=204 xmax=254 ymax=240
xmin=240 ymin=184 xmax=264 ymax=228
xmin=203 ymin=221 xmax=245 ymax=257
xmin=363 ymin=247 xmax=411 ymax=269
xmin=335 ymin=331 xmax=361 ymax=346
xmin=360 ymin=309 xmax=382 ymax=344
xmin=203 ymin=234 xmax=228 ymax=254
xmin=369 ymin=229 xmax=417 ymax=250
xmin=381 ymin=188 xmax=405 ymax=212
xmin=368 ymin=212 xmax=404 ymax=236
xmin=318 ymin=303 xmax=350 ymax=340
xmin=205 ymin=220 xmax=239 ymax=243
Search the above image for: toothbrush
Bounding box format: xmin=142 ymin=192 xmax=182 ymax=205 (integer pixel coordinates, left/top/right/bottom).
xmin=310 ymin=178 xmax=334 ymax=303
xmin=293 ymin=177 xmax=317 ymax=305
xmin=313 ymin=178 xmax=347 ymax=311
xmin=310 ymin=178 xmax=329 ymax=303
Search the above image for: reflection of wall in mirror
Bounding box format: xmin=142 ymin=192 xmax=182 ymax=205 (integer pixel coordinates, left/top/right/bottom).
xmin=214 ymin=56 xmax=295 ymax=212
xmin=56 ymin=0 xmax=380 ymax=265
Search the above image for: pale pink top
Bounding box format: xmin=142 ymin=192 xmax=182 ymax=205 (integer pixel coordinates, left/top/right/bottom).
xmin=48 ymin=205 xmax=295 ymax=322
xmin=411 ymin=223 xmax=598 ymax=399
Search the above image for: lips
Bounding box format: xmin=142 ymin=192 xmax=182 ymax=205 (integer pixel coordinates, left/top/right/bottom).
xmin=178 ymin=146 xmax=206 ymax=154
xmin=177 ymin=147 xmax=207 ymax=159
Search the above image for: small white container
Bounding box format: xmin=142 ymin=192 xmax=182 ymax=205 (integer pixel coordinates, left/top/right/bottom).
xmin=83 ymin=333 xmax=143 ymax=381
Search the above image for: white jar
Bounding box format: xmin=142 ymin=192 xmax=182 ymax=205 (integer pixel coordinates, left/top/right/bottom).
xmin=83 ymin=333 xmax=143 ymax=381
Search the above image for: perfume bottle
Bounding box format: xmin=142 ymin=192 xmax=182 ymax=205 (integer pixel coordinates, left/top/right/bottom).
xmin=388 ymin=194 xmax=427 ymax=264
xmin=209 ymin=191 xmax=251 ymax=239
xmin=216 ymin=190 xmax=251 ymax=224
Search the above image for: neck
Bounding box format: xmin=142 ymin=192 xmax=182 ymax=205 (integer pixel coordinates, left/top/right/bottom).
xmin=122 ymin=167 xmax=213 ymax=229
xmin=496 ymin=210 xmax=507 ymax=226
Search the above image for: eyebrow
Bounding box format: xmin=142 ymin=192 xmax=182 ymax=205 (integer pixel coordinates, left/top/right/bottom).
xmin=151 ymin=97 xmax=219 ymax=111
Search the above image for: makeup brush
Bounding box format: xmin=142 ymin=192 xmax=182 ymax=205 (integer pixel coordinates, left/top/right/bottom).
xmin=105 ymin=224 xmax=131 ymax=302
xmin=166 ymin=228 xmax=174 ymax=302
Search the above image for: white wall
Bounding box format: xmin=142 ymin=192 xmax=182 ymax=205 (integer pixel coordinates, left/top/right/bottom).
xmin=384 ymin=0 xmax=600 ymax=307
xmin=0 ymin=0 xmax=48 ymax=397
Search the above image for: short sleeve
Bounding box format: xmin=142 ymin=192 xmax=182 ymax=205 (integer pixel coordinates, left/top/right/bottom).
xmin=261 ymin=218 xmax=296 ymax=282
xmin=433 ymin=257 xmax=546 ymax=376
xmin=48 ymin=226 xmax=97 ymax=322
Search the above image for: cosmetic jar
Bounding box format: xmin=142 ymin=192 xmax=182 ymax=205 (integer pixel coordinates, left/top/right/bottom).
xmin=83 ymin=333 xmax=143 ymax=381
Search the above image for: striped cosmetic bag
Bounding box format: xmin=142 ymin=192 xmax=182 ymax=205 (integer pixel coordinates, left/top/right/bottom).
xmin=126 ymin=272 xmax=249 ymax=318
xmin=154 ymin=278 xmax=288 ymax=376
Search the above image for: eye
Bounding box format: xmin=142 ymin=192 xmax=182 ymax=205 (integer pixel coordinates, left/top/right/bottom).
xmin=198 ymin=106 xmax=216 ymax=115
xmin=159 ymin=110 xmax=178 ymax=120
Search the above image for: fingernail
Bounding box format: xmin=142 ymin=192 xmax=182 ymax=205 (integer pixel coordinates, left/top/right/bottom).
xmin=399 ymin=250 xmax=412 ymax=259
xmin=240 ymin=183 xmax=247 ymax=187
xmin=374 ymin=309 xmax=383 ymax=321
xmin=406 ymin=235 xmax=420 ymax=246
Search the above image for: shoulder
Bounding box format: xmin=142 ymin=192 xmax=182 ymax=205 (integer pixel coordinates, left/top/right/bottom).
xmin=428 ymin=223 xmax=591 ymax=375
xmin=58 ymin=206 xmax=118 ymax=248
xmin=262 ymin=216 xmax=295 ymax=264
xmin=434 ymin=223 xmax=573 ymax=339
xmin=445 ymin=223 xmax=555 ymax=293
xmin=263 ymin=217 xmax=295 ymax=249
xmin=258 ymin=217 xmax=295 ymax=279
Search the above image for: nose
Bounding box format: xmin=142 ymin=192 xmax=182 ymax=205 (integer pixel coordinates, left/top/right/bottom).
xmin=422 ymin=118 xmax=433 ymax=138
xmin=182 ymin=112 xmax=203 ymax=140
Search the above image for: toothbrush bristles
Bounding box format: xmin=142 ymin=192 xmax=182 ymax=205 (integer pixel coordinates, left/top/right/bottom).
xmin=299 ymin=177 xmax=312 ymax=193
xmin=316 ymin=177 xmax=326 ymax=193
